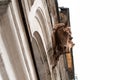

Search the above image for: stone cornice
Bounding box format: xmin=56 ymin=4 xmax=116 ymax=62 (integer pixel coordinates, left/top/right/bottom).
xmin=0 ymin=0 xmax=10 ymax=5
xmin=0 ymin=0 xmax=10 ymax=14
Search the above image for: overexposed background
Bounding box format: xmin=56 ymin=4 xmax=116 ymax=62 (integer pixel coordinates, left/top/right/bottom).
xmin=58 ymin=0 xmax=120 ymax=80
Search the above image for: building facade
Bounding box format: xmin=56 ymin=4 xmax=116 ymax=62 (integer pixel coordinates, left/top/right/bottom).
xmin=0 ymin=0 xmax=74 ymax=80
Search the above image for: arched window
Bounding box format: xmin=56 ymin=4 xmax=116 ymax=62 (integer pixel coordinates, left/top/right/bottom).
xmin=34 ymin=8 xmax=50 ymax=45
xmin=32 ymin=31 xmax=51 ymax=80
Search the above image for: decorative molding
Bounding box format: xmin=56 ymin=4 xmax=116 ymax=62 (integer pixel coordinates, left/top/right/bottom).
xmin=32 ymin=31 xmax=52 ymax=80
xmin=0 ymin=54 xmax=9 ymax=80
xmin=0 ymin=0 xmax=10 ymax=14
xmin=0 ymin=0 xmax=10 ymax=5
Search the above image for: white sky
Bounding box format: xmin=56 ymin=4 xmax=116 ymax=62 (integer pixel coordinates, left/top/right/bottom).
xmin=58 ymin=0 xmax=120 ymax=80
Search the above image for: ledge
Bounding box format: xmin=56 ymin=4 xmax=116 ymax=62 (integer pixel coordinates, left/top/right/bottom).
xmin=0 ymin=0 xmax=10 ymax=14
xmin=0 ymin=0 xmax=10 ymax=5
